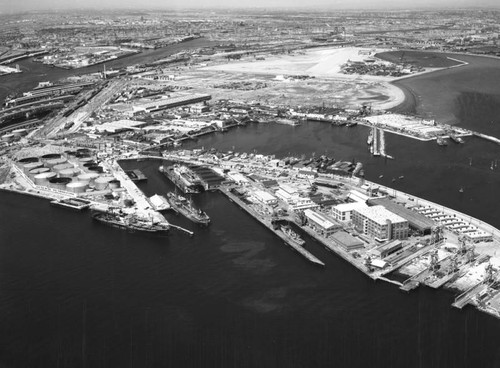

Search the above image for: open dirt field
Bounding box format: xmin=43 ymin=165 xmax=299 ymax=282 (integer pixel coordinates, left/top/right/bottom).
xmin=165 ymin=47 xmax=407 ymax=110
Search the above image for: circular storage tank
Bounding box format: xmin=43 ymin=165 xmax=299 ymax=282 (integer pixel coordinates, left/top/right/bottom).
xmin=66 ymin=182 xmax=87 ymax=193
xmin=49 ymin=177 xmax=72 ymax=190
xmin=83 ymin=162 xmax=97 ymax=168
xmin=34 ymin=172 xmax=57 ymax=186
xmin=1 ymin=134 xmax=15 ymax=142
xmin=77 ymin=173 xmax=100 ymax=185
xmin=87 ymin=165 xmax=104 ymax=174
xmin=94 ymin=176 xmax=115 ymax=191
xmin=41 ymin=153 xmax=61 ymax=161
xmin=53 ymin=163 xmax=74 ymax=173
xmin=76 ymin=148 xmax=91 ymax=155
xmin=45 ymin=157 xmax=67 ymax=169
xmin=108 ymin=179 xmax=121 ymax=190
xmin=59 ymin=168 xmax=79 ymax=178
xmin=29 ymin=167 xmax=50 ymax=176
xmin=79 ymin=157 xmax=93 ymax=163
xmin=12 ymin=129 xmax=27 ymax=137
xmin=23 ymin=161 xmax=44 ymax=173
xmin=18 ymin=157 xmax=39 ymax=164
xmin=64 ymin=151 xmax=77 ymax=158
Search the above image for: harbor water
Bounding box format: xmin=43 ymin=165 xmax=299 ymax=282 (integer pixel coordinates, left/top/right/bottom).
xmin=2 ymin=52 xmax=500 ymax=367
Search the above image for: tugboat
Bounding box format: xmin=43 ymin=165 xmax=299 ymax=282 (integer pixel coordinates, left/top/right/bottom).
xmin=91 ymin=208 xmax=169 ymax=233
xmin=367 ymin=130 xmax=374 ymax=145
xmin=280 ymin=224 xmax=306 ymax=246
xmin=166 ymin=192 xmax=210 ymax=225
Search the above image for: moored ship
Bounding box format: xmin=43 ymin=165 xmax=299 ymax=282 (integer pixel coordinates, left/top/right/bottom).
xmin=280 ymin=224 xmax=306 ymax=246
xmin=166 ymin=192 xmax=210 ymax=225
xmin=91 ymin=208 xmax=169 ymax=233
xmin=159 ymin=165 xmax=204 ymax=194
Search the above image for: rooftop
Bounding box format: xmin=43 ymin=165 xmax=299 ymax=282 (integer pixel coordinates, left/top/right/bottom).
xmin=354 ymin=205 xmax=407 ymax=225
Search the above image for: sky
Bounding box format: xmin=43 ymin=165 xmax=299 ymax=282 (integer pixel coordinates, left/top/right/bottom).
xmin=1 ymin=0 xmax=499 ymax=13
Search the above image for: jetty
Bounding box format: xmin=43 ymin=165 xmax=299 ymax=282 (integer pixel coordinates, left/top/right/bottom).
xmin=219 ymin=186 xmax=325 ymax=267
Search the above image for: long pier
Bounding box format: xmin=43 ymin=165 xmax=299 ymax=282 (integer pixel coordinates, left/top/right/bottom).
xmin=473 ymin=132 xmax=500 ymax=145
xmin=219 ymin=186 xmax=325 ymax=267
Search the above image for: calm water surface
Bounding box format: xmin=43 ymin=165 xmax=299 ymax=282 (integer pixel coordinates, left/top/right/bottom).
xmin=2 ymin=52 xmax=500 ymax=367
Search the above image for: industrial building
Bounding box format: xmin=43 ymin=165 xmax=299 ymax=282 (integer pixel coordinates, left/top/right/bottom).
xmin=253 ymin=190 xmax=278 ymax=206
xmin=370 ymin=240 xmax=403 ymax=259
xmin=132 ymin=93 xmax=212 ymax=114
xmin=367 ymin=197 xmax=435 ymax=235
xmin=352 ymin=205 xmax=409 ymax=241
xmin=330 ymin=231 xmax=365 ymax=251
xmin=304 ymin=209 xmax=340 ymax=237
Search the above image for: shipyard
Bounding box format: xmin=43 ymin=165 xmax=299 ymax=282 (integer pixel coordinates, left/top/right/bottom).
xmin=2 ymin=5 xmax=500 ymax=367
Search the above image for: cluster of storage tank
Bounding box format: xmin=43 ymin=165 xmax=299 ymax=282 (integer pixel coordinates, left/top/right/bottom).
xmin=1 ymin=129 xmax=28 ymax=143
xmin=18 ymin=149 xmax=121 ymax=193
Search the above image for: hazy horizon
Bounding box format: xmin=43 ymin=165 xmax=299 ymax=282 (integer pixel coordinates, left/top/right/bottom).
xmin=1 ymin=0 xmax=500 ymax=13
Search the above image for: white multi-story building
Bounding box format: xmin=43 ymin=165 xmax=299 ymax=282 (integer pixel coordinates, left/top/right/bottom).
xmin=352 ymin=205 xmax=409 ymax=241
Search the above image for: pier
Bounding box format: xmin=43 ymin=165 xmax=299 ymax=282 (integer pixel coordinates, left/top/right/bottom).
xmin=473 ymin=132 xmax=500 ymax=145
xmin=219 ymin=186 xmax=325 ymax=267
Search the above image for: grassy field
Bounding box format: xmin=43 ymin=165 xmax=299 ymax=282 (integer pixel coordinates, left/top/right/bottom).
xmin=376 ymin=50 xmax=464 ymax=68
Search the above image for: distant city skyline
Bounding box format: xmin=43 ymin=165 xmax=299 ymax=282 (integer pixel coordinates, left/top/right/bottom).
xmin=2 ymin=0 xmax=500 ymax=13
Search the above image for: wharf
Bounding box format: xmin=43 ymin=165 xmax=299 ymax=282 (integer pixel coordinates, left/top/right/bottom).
xmin=219 ymin=186 xmax=325 ymax=267
xmin=452 ymin=281 xmax=487 ymax=309
xmin=296 ymin=221 xmax=375 ymax=277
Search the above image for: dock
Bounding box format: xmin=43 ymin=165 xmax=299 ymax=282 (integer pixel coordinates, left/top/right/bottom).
xmin=452 ymin=281 xmax=487 ymax=309
xmin=169 ymin=224 xmax=194 ymax=236
xmin=220 ymin=186 xmax=325 ymax=267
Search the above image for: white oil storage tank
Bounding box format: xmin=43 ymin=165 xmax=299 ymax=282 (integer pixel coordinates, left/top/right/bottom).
xmin=29 ymin=167 xmax=50 ymax=176
xmin=28 ymin=167 xmax=50 ymax=179
xmin=108 ymin=179 xmax=121 ymax=190
xmin=66 ymin=182 xmax=87 ymax=193
xmin=23 ymin=161 xmax=44 ymax=173
xmin=77 ymin=173 xmax=100 ymax=185
xmin=53 ymin=163 xmax=74 ymax=173
xmin=45 ymin=157 xmax=67 ymax=169
xmin=12 ymin=129 xmax=27 ymax=137
xmin=1 ymin=134 xmax=15 ymax=142
xmin=94 ymin=176 xmax=115 ymax=190
xmin=34 ymin=172 xmax=57 ymax=186
xmin=49 ymin=177 xmax=72 ymax=190
xmin=59 ymin=168 xmax=79 ymax=178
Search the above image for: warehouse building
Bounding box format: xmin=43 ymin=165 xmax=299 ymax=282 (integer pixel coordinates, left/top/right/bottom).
xmin=304 ymin=209 xmax=340 ymax=237
xmin=367 ymin=197 xmax=435 ymax=235
xmin=330 ymin=231 xmax=365 ymax=251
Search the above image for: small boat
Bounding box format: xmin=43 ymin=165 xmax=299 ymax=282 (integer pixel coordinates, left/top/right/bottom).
xmin=379 ymin=175 xmax=384 ymax=178
xmin=459 ymin=187 xmax=464 ymax=193
xmin=392 ymin=178 xmax=396 ymax=182
xmin=399 ymin=175 xmax=405 ymax=179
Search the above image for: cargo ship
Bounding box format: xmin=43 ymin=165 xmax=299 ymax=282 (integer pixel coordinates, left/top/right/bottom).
xmin=166 ymin=192 xmax=210 ymax=225
xmin=159 ymin=165 xmax=204 ymax=194
xmin=91 ymin=209 xmax=169 ymax=233
xmin=280 ymin=225 xmax=306 ymax=246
